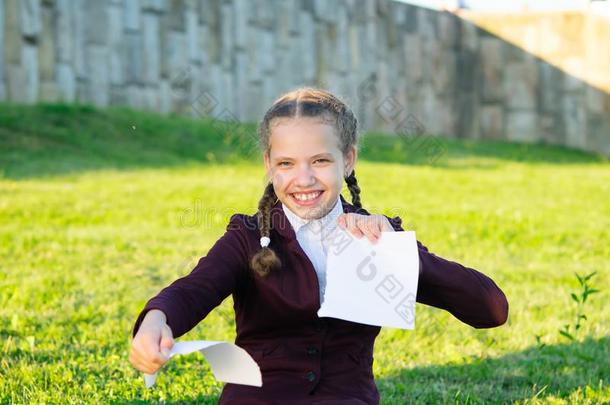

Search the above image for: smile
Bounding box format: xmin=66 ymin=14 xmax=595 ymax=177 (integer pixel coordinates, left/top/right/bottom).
xmin=290 ymin=191 xmax=323 ymax=205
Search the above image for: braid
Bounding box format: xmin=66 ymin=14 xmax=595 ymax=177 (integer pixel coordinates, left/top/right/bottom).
xmin=255 ymin=87 xmax=362 ymax=274
xmin=250 ymin=182 xmax=282 ymax=277
xmin=344 ymin=169 xmax=362 ymax=209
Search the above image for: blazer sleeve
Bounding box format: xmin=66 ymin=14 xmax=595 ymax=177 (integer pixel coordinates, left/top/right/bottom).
xmin=385 ymin=215 xmax=509 ymax=329
xmin=132 ymin=214 xmax=251 ymax=338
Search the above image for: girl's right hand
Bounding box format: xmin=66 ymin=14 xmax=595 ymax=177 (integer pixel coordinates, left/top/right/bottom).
xmin=129 ymin=309 xmax=174 ymax=374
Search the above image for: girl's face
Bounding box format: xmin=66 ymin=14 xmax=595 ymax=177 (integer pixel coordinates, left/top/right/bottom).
xmin=264 ymin=117 xmax=356 ymax=220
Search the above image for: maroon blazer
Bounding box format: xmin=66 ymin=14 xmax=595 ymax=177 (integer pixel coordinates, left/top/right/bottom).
xmin=133 ymin=194 xmax=508 ymax=404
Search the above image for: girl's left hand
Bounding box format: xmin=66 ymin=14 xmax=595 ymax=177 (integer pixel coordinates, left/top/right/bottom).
xmin=337 ymin=213 xmax=395 ymax=244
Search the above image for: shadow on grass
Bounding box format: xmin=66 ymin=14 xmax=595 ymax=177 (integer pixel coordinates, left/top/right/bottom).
xmin=114 ymin=337 xmax=609 ymax=404
xmin=377 ymin=336 xmax=610 ymax=404
xmin=359 ymin=132 xmax=608 ymax=169
xmin=0 ymin=103 xmax=607 ymax=180
xmin=0 ymin=103 xmax=261 ymax=180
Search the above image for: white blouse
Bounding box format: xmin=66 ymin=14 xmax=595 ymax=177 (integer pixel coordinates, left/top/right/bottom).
xmin=282 ymin=196 xmax=344 ymax=305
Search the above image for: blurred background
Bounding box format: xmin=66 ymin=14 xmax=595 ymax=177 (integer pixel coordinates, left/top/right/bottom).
xmin=0 ymin=0 xmax=609 ymax=404
xmin=1 ymin=0 xmax=609 ymax=154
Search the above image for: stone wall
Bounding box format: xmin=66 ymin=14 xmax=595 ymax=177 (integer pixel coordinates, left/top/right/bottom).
xmin=1 ymin=0 xmax=609 ymax=155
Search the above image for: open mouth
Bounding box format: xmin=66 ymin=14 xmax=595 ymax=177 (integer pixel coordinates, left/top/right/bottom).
xmin=290 ymin=190 xmax=324 ymax=206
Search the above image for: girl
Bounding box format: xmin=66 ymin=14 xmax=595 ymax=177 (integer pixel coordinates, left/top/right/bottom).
xmin=129 ymin=88 xmax=508 ymax=404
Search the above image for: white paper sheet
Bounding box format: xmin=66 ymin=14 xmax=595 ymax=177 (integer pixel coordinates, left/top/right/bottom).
xmin=317 ymin=230 xmax=419 ymax=329
xmin=144 ymin=341 xmax=262 ymax=388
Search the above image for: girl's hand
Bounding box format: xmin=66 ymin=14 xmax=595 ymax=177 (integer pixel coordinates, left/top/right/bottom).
xmin=337 ymin=213 xmax=395 ymax=244
xmin=129 ymin=310 xmax=174 ymax=374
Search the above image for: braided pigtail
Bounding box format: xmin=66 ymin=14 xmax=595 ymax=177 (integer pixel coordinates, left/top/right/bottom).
xmin=255 ymin=87 xmax=361 ymax=276
xmin=250 ymin=182 xmax=282 ymax=277
xmin=344 ymin=169 xmax=362 ymax=210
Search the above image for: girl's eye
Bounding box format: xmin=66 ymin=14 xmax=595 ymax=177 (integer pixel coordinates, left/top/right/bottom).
xmin=277 ymin=159 xmax=329 ymax=167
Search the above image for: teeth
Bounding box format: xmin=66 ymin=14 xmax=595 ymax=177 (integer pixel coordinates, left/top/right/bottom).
xmin=293 ymin=191 xmax=321 ymax=201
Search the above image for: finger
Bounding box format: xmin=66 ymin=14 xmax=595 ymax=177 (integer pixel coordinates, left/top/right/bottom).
xmin=129 ymin=350 xmax=141 ymax=370
xmin=130 ymin=338 xmax=149 ymax=364
xmin=131 ymin=343 xmax=161 ymax=372
xmin=345 ymin=214 xmax=363 ymax=238
xmin=137 ymin=361 xmax=160 ymax=375
xmin=336 ymin=214 xmax=346 ymax=229
xmin=149 ymin=351 xmax=169 ymax=367
xmin=359 ymin=217 xmax=379 ymax=243
xmin=131 ymin=335 xmax=167 ymax=374
xmin=137 ymin=333 xmax=160 ymax=360
xmin=129 ymin=350 xmax=157 ymax=374
xmin=380 ymin=216 xmax=394 ymax=232
xmin=370 ymin=217 xmax=385 ymax=238
xmin=131 ymin=357 xmax=154 ymax=374
xmin=159 ymin=325 xmax=174 ymax=357
xmin=373 ymin=217 xmax=391 ymax=237
xmin=135 ymin=333 xmax=167 ymax=367
xmin=371 ymin=219 xmax=384 ymax=238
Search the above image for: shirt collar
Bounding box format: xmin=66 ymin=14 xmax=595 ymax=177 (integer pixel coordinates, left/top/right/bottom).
xmin=282 ymin=195 xmax=343 ymax=236
xmin=269 ymin=194 xmax=365 ymax=242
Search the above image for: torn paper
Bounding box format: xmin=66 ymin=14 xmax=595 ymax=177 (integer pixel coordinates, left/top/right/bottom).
xmin=317 ymin=230 xmax=419 ymax=329
xmin=144 ymin=340 xmax=262 ymax=388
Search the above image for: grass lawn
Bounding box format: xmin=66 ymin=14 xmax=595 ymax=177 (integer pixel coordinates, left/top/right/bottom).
xmin=1 ymin=104 xmax=609 ymax=404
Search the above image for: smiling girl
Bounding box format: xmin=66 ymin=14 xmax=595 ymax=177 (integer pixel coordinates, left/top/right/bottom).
xmin=129 ymin=88 xmax=508 ymax=404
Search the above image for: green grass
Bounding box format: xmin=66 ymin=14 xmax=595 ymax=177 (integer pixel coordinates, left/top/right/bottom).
xmin=0 ymin=103 xmax=609 ymax=404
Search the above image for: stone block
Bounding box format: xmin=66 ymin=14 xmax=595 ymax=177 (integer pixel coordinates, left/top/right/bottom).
xmin=539 ymin=112 xmax=564 ymax=145
xmin=167 ymin=0 xmax=185 ymax=30
xmin=86 ymin=45 xmax=110 ymax=106
xmin=586 ymin=85 xmax=609 ymax=115
xmin=479 ymin=104 xmax=504 ymax=139
xmin=234 ymin=0 xmax=249 ymax=51
xmin=124 ymin=31 xmax=144 ymax=84
xmin=56 ymin=62 xmax=76 ymax=102
xmin=438 ymin=11 xmax=459 ymax=48
xmin=142 ymin=85 xmax=160 ymax=111
xmin=5 ymin=0 xmax=22 ymax=64
xmin=21 ymin=0 xmax=41 ymax=39
xmin=126 ymin=84 xmax=145 ymax=109
xmin=0 ymin=0 xmax=5 ymax=100
xmin=504 ymin=61 xmax=537 ymax=110
xmin=124 ymin=0 xmax=140 ymax=30
xmin=85 ymin=0 xmax=108 ymax=45
xmin=40 ymin=81 xmax=58 ymax=102
xmin=143 ymin=12 xmax=161 ymax=84
xmin=459 ymin=20 xmax=478 ymax=52
xmin=73 ymin=0 xmax=87 ymax=79
xmin=586 ymin=112 xmax=610 ymax=156
xmin=108 ymin=3 xmax=124 ymax=85
xmin=39 ymin=5 xmax=55 ymax=81
xmin=300 ymin=11 xmax=316 ymax=83
xmin=480 ymin=37 xmax=504 ymax=103
xmin=142 ymin=0 xmax=165 ymax=13
xmin=22 ymin=44 xmax=39 ymax=103
xmin=56 ymin=0 xmax=74 ymax=62
xmin=404 ymin=34 xmax=422 ymax=84
xmin=562 ymin=93 xmax=587 ymax=149
xmin=159 ymin=79 xmax=171 ymax=113
xmin=505 ymin=110 xmax=540 ymax=143
xmin=165 ymin=31 xmax=188 ymax=86
xmin=186 ymin=7 xmax=199 ymax=62
xmin=220 ymin=2 xmax=233 ymax=70
xmin=7 ymin=63 xmax=25 ymax=102
xmin=539 ymin=62 xmax=562 ymax=114
xmin=109 ymin=84 xmax=128 ymax=105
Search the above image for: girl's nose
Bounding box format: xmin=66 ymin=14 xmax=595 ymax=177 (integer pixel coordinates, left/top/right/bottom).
xmin=294 ymin=164 xmax=316 ymax=187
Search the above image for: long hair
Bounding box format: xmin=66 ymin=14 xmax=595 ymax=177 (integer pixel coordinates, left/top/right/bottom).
xmin=250 ymin=88 xmax=362 ymax=277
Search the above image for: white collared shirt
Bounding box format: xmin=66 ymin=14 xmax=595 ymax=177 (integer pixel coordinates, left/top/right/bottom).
xmin=282 ymin=195 xmax=344 ymax=305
